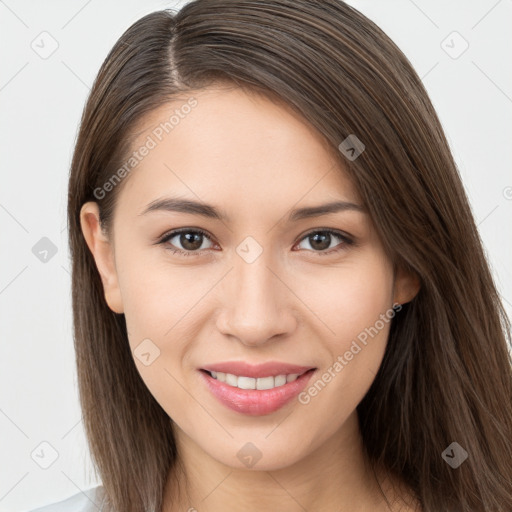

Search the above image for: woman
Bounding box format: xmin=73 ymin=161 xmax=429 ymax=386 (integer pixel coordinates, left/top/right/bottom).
xmin=31 ymin=0 xmax=512 ymax=511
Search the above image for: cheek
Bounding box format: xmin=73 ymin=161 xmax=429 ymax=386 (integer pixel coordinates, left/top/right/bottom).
xmin=294 ymin=255 xmax=394 ymax=411
xmin=115 ymin=241 xmax=209 ymax=338
xmin=293 ymin=253 xmax=394 ymax=345
xmin=117 ymin=260 xmax=200 ymax=418
xmin=114 ymin=250 xmax=219 ymax=404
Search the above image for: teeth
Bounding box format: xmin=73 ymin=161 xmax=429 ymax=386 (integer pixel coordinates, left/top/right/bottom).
xmin=256 ymin=376 xmax=274 ymax=390
xmin=275 ymin=374 xmax=287 ymax=387
xmin=237 ymin=376 xmax=256 ymax=389
xmin=209 ymin=371 xmax=302 ymax=390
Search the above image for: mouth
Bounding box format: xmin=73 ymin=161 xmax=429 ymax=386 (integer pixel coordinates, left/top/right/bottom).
xmin=198 ymin=362 xmax=317 ymax=416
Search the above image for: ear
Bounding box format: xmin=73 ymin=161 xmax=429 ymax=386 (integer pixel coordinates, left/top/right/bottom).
xmin=79 ymin=202 xmax=124 ymax=314
xmin=393 ymin=265 xmax=420 ymax=306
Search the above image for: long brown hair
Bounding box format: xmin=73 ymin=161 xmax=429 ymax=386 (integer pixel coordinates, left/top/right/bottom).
xmin=67 ymin=1 xmax=512 ymax=510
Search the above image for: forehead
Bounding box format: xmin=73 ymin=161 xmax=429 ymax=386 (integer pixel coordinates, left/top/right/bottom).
xmin=115 ymin=85 xmax=360 ymax=219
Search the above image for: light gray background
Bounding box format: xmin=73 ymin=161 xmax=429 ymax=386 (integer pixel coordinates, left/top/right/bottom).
xmin=1 ymin=0 xmax=511 ymax=510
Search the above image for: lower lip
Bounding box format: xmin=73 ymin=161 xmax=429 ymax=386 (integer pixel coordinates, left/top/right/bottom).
xmin=200 ymin=369 xmax=316 ymax=416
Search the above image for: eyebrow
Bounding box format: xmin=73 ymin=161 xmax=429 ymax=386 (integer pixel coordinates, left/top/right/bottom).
xmin=139 ymin=197 xmax=365 ymax=222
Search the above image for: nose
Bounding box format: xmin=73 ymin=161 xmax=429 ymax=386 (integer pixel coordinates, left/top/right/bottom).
xmin=215 ymin=250 xmax=297 ymax=347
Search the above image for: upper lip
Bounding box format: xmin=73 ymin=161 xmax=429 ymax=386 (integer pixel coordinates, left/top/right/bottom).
xmin=200 ymin=361 xmax=316 ymax=378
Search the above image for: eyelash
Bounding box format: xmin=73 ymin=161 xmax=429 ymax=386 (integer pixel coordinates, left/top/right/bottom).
xmin=156 ymin=227 xmax=354 ymax=258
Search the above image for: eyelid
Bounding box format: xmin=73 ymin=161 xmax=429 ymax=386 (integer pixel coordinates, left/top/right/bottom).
xmin=298 ymin=227 xmax=353 ymax=243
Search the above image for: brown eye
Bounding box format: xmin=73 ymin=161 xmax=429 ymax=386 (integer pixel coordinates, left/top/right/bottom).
xmin=159 ymin=228 xmax=214 ymax=256
xmin=295 ymin=230 xmax=353 ymax=255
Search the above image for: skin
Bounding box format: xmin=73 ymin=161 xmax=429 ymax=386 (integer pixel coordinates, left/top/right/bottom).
xmin=81 ymin=84 xmax=421 ymax=511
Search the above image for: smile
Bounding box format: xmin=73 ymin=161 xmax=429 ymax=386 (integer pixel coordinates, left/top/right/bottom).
xmin=199 ymin=362 xmax=317 ymax=416
xmin=208 ymin=371 xmax=302 ymax=390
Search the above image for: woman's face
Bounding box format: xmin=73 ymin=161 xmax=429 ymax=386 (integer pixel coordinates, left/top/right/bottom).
xmin=81 ymin=84 xmax=417 ymax=471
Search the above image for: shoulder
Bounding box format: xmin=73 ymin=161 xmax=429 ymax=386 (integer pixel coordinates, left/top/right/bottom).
xmin=27 ymin=485 xmax=105 ymax=512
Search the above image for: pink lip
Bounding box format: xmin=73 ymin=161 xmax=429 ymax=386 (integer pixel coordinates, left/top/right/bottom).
xmin=199 ymin=362 xmax=316 ymax=416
